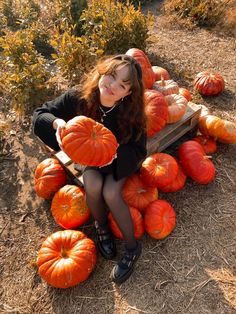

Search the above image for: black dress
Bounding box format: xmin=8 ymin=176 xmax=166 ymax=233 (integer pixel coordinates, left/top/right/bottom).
xmin=32 ymin=89 xmax=147 ymax=181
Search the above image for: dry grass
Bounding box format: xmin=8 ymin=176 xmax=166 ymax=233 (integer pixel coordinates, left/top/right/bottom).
xmin=1 ymin=1 xmax=236 ymax=313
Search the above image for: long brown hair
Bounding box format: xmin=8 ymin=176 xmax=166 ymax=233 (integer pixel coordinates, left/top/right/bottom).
xmin=80 ymin=54 xmax=146 ymax=143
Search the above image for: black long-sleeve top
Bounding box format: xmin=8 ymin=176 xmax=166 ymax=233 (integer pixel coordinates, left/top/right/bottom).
xmin=32 ymin=89 xmax=147 ymax=180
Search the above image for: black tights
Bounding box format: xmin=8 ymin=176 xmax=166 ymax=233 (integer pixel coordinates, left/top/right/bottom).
xmin=83 ymin=169 xmax=136 ymax=250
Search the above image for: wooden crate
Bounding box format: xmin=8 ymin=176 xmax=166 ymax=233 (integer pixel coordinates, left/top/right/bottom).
xmin=54 ymin=102 xmax=201 ymax=186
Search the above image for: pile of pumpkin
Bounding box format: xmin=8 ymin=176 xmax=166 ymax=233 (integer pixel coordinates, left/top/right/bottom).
xmin=34 ymin=48 xmax=236 ymax=289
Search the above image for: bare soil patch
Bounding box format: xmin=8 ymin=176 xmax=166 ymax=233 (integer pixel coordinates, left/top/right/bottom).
xmin=0 ymin=1 xmax=236 ymax=313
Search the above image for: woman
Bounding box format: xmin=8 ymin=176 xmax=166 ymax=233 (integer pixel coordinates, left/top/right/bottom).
xmin=33 ymin=54 xmax=147 ymax=284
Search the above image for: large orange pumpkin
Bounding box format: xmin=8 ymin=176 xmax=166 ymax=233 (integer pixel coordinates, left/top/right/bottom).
xmin=193 ymin=71 xmax=225 ymax=96
xmin=178 ymin=140 xmax=216 ymax=184
xmin=165 ymin=94 xmax=188 ymax=124
xmin=198 ymin=114 xmax=236 ymax=144
xmin=140 ymin=153 xmax=179 ymax=189
xmin=108 ymin=207 xmax=144 ymax=239
xmin=34 ymin=158 xmax=67 ymax=199
xmin=144 ymin=199 xmax=176 ymax=239
xmin=51 ymin=185 xmax=90 ymax=229
xmin=61 ymin=116 xmax=118 ymax=166
xmin=144 ymin=89 xmax=168 ymax=137
xmin=37 ymin=230 xmax=96 ymax=288
xmin=126 ymin=48 xmax=155 ymax=89
xmin=122 ymin=173 xmax=158 ymax=213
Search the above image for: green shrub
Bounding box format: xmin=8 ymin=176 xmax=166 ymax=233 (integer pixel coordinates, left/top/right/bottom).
xmin=164 ymin=0 xmax=229 ymax=27
xmin=50 ymin=24 xmax=101 ymax=84
xmin=0 ymin=29 xmax=54 ymax=115
xmin=80 ymin=0 xmax=154 ymax=55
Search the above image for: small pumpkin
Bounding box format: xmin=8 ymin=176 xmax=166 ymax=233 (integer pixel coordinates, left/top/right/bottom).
xmin=165 ymin=94 xmax=188 ymax=124
xmin=51 ymin=184 xmax=90 ymax=229
xmin=178 ymin=140 xmax=216 ymax=184
xmin=122 ymin=173 xmax=158 ymax=213
xmin=159 ymin=162 xmax=186 ymax=193
xmin=151 ymin=66 xmax=170 ymax=81
xmin=192 ymin=135 xmax=217 ymax=154
xmin=140 ymin=153 xmax=179 ymax=189
xmin=37 ymin=230 xmax=96 ymax=288
xmin=179 ymin=87 xmax=192 ymax=101
xmin=61 ymin=116 xmax=118 ymax=166
xmin=144 ymin=199 xmax=176 ymax=240
xmin=144 ymin=89 xmax=168 ymax=137
xmin=126 ymin=48 xmax=155 ymax=88
xmin=34 ymin=158 xmax=67 ymax=199
xmin=153 ymin=79 xmax=179 ymax=96
xmin=108 ymin=207 xmax=144 ymax=239
xmin=193 ymin=71 xmax=225 ymax=96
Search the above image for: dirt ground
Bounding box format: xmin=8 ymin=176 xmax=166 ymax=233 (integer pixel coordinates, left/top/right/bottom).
xmin=0 ymin=1 xmax=236 ymax=313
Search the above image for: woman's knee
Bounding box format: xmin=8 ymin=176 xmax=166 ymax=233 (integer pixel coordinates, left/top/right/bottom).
xmin=83 ymin=170 xmax=103 ymax=198
xmin=103 ymin=178 xmax=125 ymax=205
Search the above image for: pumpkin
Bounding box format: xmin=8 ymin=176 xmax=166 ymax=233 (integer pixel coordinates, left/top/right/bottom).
xmin=34 ymin=158 xmax=67 ymax=199
xmin=51 ymin=184 xmax=90 ymax=229
xmin=144 ymin=89 xmax=168 ymax=137
xmin=179 ymin=87 xmax=192 ymax=101
xmin=178 ymin=140 xmax=216 ymax=184
xmin=108 ymin=206 xmax=144 ymax=239
xmin=193 ymin=71 xmax=225 ymax=96
xmin=192 ymin=135 xmax=217 ymax=154
xmin=122 ymin=173 xmax=158 ymax=213
xmin=159 ymin=163 xmax=186 ymax=193
xmin=152 ymin=66 xmax=170 ymax=81
xmin=140 ymin=153 xmax=179 ymax=189
xmin=165 ymin=94 xmax=188 ymax=124
xmin=153 ymin=79 xmax=179 ymax=96
xmin=61 ymin=116 xmax=118 ymax=166
xmin=144 ymin=199 xmax=176 ymax=239
xmin=126 ymin=48 xmax=155 ymax=88
xmin=198 ymin=114 xmax=236 ymax=144
xmin=37 ymin=230 xmax=96 ymax=288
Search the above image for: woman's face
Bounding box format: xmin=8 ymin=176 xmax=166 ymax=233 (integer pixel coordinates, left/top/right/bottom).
xmin=98 ymin=65 xmax=132 ymax=107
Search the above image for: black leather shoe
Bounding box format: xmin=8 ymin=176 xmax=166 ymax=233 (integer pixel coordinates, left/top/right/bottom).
xmin=111 ymin=242 xmax=142 ymax=284
xmin=95 ymin=221 xmax=116 ymax=260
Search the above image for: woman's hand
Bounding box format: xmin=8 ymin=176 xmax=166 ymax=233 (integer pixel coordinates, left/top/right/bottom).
xmin=53 ymin=118 xmax=66 ymax=149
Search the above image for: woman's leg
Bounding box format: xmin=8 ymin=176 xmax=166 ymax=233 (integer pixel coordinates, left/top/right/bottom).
xmin=83 ymin=169 xmax=116 ymax=259
xmin=83 ymin=169 xmax=107 ymax=225
xmin=103 ymin=174 xmax=136 ymax=250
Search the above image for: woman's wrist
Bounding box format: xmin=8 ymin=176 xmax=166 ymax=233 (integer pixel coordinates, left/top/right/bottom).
xmin=53 ymin=118 xmax=66 ymax=130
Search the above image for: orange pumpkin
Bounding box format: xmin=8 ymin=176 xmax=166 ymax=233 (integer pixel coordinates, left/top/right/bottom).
xmin=198 ymin=114 xmax=236 ymax=144
xmin=152 ymin=66 xmax=170 ymax=81
xmin=61 ymin=116 xmax=118 ymax=166
xmin=165 ymin=94 xmax=188 ymax=123
xmin=192 ymin=135 xmax=217 ymax=154
xmin=179 ymin=87 xmax=192 ymax=101
xmin=108 ymin=207 xmax=144 ymax=239
xmin=144 ymin=89 xmax=168 ymax=137
xmin=140 ymin=153 xmax=179 ymax=189
xmin=126 ymin=48 xmax=155 ymax=88
xmin=122 ymin=173 xmax=158 ymax=213
xmin=144 ymin=199 xmax=176 ymax=239
xmin=37 ymin=230 xmax=96 ymax=288
xmin=51 ymin=185 xmax=90 ymax=229
xmin=159 ymin=163 xmax=186 ymax=193
xmin=34 ymin=158 xmax=67 ymax=199
xmin=153 ymin=79 xmax=179 ymax=96
xmin=193 ymin=71 xmax=225 ymax=96
xmin=178 ymin=140 xmax=216 ymax=184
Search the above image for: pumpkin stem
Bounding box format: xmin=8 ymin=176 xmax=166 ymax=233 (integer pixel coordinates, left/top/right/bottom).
xmin=60 ymin=246 xmax=68 ymax=258
xmin=160 ymin=75 xmax=165 ymax=87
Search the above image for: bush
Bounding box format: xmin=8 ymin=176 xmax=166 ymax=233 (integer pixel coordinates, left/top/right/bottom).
xmin=0 ymin=29 xmax=54 ymax=115
xmin=80 ymin=0 xmax=154 ymax=55
xmin=50 ymin=23 xmax=101 ymax=85
xmin=164 ymin=0 xmax=229 ymax=27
